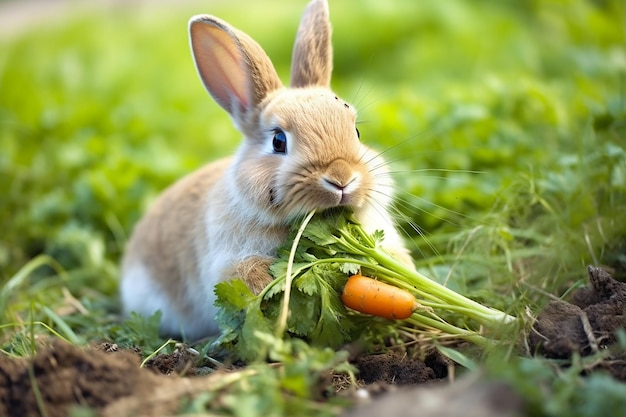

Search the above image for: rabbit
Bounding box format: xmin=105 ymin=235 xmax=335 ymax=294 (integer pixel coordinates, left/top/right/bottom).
xmin=120 ymin=0 xmax=413 ymax=341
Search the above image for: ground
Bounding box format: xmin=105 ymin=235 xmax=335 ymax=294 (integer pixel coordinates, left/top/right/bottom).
xmin=1 ymin=265 xmax=624 ymax=417
xmin=529 ymin=266 xmax=626 ymax=380
xmin=0 ymin=1 xmax=623 ymax=415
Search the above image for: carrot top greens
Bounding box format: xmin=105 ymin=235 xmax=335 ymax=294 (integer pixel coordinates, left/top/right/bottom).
xmin=213 ymin=209 xmax=516 ymax=361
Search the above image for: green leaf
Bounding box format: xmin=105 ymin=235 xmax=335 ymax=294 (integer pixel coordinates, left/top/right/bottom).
xmin=295 ymin=269 xmax=320 ymax=296
xmin=436 ymin=345 xmax=479 ymax=371
xmin=269 ymin=260 xmax=311 ymax=283
xmin=310 ymin=307 xmax=349 ymax=348
xmin=212 ymin=283 xmax=245 ymax=350
xmin=238 ymin=299 xmax=274 ymax=361
xmin=263 ymin=278 xmax=286 ymax=300
xmin=214 ymin=279 xmax=255 ymax=311
xmin=214 ymin=280 xmax=254 ymax=334
xmin=299 ymin=210 xmax=346 ymax=247
xmin=287 ymin=290 xmax=320 ymax=336
xmin=313 ymin=263 xmax=350 ymax=292
xmin=371 ymin=229 xmax=385 ymax=245
xmin=339 ymin=262 xmax=360 ymax=276
xmin=117 ymin=310 xmax=164 ymax=352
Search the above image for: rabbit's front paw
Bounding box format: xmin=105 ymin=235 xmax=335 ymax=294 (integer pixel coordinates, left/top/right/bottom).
xmin=230 ymin=256 xmax=275 ymax=295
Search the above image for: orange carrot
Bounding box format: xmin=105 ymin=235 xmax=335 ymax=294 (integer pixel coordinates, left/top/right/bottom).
xmin=341 ymin=274 xmax=418 ymax=320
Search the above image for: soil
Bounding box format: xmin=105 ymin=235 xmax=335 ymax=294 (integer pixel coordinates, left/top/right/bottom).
xmin=529 ymin=266 xmax=626 ymax=381
xmin=353 ymin=351 xmax=439 ymax=385
xmin=0 ymin=341 xmax=255 ymax=417
xmin=1 ymin=265 xmax=624 ymax=416
xmin=0 ymin=341 xmax=157 ymax=417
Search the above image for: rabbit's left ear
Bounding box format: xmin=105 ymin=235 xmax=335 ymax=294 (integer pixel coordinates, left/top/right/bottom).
xmin=290 ymin=0 xmax=332 ymax=88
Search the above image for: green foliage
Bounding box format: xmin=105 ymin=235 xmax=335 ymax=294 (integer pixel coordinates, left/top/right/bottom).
xmin=212 ymin=210 xmax=513 ymax=362
xmin=488 ymin=353 xmax=626 ymax=417
xmin=212 ymin=269 xmax=353 ymax=362
xmin=107 ymin=311 xmax=165 ymax=353
xmin=183 ymin=338 xmax=352 ymax=417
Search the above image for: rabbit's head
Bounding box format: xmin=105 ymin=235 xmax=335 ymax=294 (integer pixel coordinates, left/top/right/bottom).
xmin=189 ymin=0 xmax=394 ymax=224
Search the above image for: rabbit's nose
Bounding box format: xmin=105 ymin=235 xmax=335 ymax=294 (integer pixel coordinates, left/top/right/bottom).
xmin=323 ymin=159 xmax=358 ymax=190
xmin=321 ymin=159 xmax=361 ymax=205
xmin=325 ymin=159 xmax=352 ymax=180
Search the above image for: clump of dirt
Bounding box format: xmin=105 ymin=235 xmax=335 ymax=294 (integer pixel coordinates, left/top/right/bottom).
xmin=0 ymin=340 xmax=250 ymax=417
xmin=529 ymin=266 xmax=626 ymax=380
xmin=142 ymin=344 xmax=202 ymax=376
xmin=0 ymin=340 xmax=162 ymax=417
xmin=352 ymin=350 xmax=446 ymax=385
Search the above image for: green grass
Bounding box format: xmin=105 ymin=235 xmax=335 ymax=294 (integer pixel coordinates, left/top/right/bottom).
xmin=0 ymin=0 xmax=625 ymax=415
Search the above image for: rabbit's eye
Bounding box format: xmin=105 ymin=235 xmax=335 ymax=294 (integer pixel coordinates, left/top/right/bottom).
xmin=356 ymin=127 xmax=360 ymax=139
xmin=272 ymin=129 xmax=287 ymax=154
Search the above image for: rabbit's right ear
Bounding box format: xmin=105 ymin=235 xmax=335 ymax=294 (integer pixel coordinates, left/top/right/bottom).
xmin=189 ymin=16 xmax=283 ymax=119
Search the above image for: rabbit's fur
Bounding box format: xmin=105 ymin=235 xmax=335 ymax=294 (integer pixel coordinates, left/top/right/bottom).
xmin=121 ymin=0 xmax=412 ymax=340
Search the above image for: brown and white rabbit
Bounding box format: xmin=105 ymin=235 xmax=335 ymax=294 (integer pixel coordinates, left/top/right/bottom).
xmin=120 ymin=0 xmax=413 ymax=340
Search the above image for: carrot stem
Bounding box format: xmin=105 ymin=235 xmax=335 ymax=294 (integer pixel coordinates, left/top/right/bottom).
xmin=336 ymin=225 xmax=516 ymax=327
xmin=275 ymin=209 xmax=317 ymax=339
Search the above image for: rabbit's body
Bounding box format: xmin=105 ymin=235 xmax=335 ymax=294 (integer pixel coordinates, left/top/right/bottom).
xmin=121 ymin=0 xmax=412 ymax=340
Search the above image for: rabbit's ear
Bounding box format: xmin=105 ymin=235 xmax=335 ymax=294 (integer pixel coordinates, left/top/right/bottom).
xmin=189 ymin=16 xmax=283 ymax=118
xmin=290 ymin=0 xmax=332 ymax=88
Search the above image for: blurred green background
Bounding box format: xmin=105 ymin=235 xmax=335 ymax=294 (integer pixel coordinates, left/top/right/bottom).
xmin=0 ymin=0 xmax=624 ymax=319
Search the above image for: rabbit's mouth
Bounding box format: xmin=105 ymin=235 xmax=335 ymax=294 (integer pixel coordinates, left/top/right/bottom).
xmin=321 ymin=175 xmax=360 ymax=206
xmin=317 ymin=158 xmax=364 ymax=205
xmin=270 ymin=179 xmax=366 ymax=221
